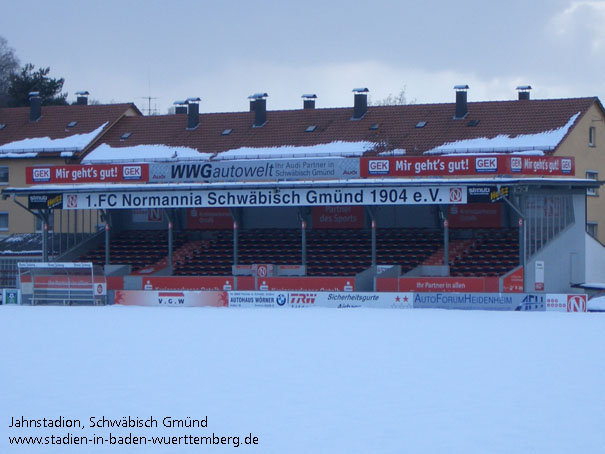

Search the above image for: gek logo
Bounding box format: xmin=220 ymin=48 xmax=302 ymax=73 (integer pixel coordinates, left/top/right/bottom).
xmin=290 ymin=293 xmax=317 ymax=304
xmin=561 ymin=159 xmax=572 ymax=174
xmin=567 ymin=295 xmax=586 ymax=312
xmin=122 ymin=165 xmax=142 ymax=180
xmin=475 ymin=157 xmax=498 ymax=172
xmin=449 ymin=187 xmax=463 ymax=202
xmin=33 ymin=168 xmax=51 ymax=181
xmin=510 ymin=157 xmax=522 ymax=172
xmin=368 ymin=160 xmax=389 ymax=175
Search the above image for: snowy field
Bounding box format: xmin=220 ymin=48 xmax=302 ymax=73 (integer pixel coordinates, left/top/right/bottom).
xmin=1 ymin=305 xmax=604 ymax=454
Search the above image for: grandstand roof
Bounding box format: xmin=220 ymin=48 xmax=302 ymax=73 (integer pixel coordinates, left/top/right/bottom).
xmin=81 ymin=97 xmax=600 ymax=163
xmin=0 ymin=103 xmax=141 ymax=159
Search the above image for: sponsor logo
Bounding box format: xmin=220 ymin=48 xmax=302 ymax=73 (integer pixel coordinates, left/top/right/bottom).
xmin=567 ymin=295 xmax=586 ymax=312
xmin=290 ymin=293 xmax=317 ymax=304
xmin=277 ymin=294 xmax=287 ymax=306
xmin=158 ymin=291 xmax=185 ymax=305
xmin=66 ymin=194 xmax=78 ymax=208
xmin=257 ymin=265 xmax=268 ymax=277
xmin=475 ymin=157 xmax=497 ymax=172
xmin=561 ymin=159 xmax=572 ymax=173
xmin=468 ymin=186 xmax=491 ymax=196
xmin=123 ymin=165 xmax=142 ymax=180
xmin=33 ymin=168 xmax=51 ymax=181
xmin=449 ymin=187 xmax=463 ymax=202
xmin=368 ymin=160 xmax=390 ymax=175
xmin=510 ymin=157 xmax=522 ymax=172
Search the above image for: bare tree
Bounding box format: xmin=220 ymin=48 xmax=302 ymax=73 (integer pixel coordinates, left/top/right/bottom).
xmin=0 ymin=36 xmax=19 ymax=107
xmin=369 ymin=85 xmax=416 ymax=106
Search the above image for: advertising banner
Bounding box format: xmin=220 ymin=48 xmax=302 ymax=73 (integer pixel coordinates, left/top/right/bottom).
xmin=148 ymin=158 xmax=360 ymax=183
xmin=28 ymin=193 xmax=63 ymax=210
xmin=398 ymin=277 xmax=499 ymax=293
xmin=26 ymin=164 xmax=148 ymax=184
xmin=447 ymin=203 xmax=502 ymax=228
xmin=545 ymin=294 xmax=587 ymax=312
xmin=114 ymin=290 xmax=228 ymax=307
xmin=229 ymin=291 xmax=413 ymax=309
xmin=413 ymin=292 xmax=522 ymax=310
xmin=258 ymin=277 xmax=355 ymax=292
xmin=64 ymin=185 xmax=467 ymax=210
xmin=361 ymin=156 xmax=574 ymax=177
xmin=186 ymin=208 xmax=232 ymax=230
xmin=502 ymin=267 xmax=524 ymax=293
xmin=141 ymin=276 xmax=235 ymax=291
xmin=312 ymin=205 xmax=365 ymax=229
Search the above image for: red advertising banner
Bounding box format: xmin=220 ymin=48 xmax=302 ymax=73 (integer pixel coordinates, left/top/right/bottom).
xmin=26 ymin=164 xmax=149 ymax=184
xmin=361 ymin=156 xmax=574 ymax=177
xmin=396 ymin=277 xmax=499 ymax=292
xmin=448 ymin=203 xmax=502 ymax=228
xmin=502 ymin=267 xmax=524 ymax=293
xmin=186 ymin=208 xmax=232 ymax=230
xmin=141 ymin=276 xmax=235 ymax=291
xmin=258 ymin=277 xmax=355 ymax=291
xmin=312 ymin=206 xmax=365 ymax=229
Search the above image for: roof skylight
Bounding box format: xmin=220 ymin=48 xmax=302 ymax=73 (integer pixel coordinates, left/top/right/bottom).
xmin=467 ymin=120 xmax=480 ymax=127
xmin=120 ymin=132 xmax=132 ymax=141
xmin=305 ymin=125 xmax=317 ymax=133
xmin=369 ymin=123 xmax=379 ymax=131
xmin=222 ymin=129 xmax=233 ymax=136
xmin=0 ymin=124 xmax=5 ymax=131
xmin=67 ymin=121 xmax=78 ymax=128
xmin=415 ymin=121 xmax=427 ymax=128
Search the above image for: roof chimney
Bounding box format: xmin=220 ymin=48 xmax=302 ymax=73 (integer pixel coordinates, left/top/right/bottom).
xmin=248 ymin=93 xmax=268 ymax=127
xmin=352 ymin=88 xmax=369 ymax=119
xmin=516 ymin=85 xmax=532 ymax=100
xmin=29 ymin=92 xmax=41 ymax=122
xmin=75 ymin=90 xmax=89 ymax=105
xmin=454 ymin=85 xmax=469 ymax=119
xmin=173 ymin=100 xmax=187 ymax=114
xmin=186 ymin=97 xmax=200 ymax=130
xmin=302 ymin=94 xmax=317 ymax=109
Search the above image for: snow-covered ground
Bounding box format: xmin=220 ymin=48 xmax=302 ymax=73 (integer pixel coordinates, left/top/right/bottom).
xmin=1 ymin=306 xmax=604 ymax=453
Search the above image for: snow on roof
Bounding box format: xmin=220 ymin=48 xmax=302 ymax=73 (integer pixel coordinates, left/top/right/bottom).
xmin=84 ymin=141 xmax=378 ymax=164
xmin=212 ymin=141 xmax=376 ymax=161
xmin=424 ymin=112 xmax=581 ymax=155
xmin=82 ymin=143 xmax=213 ymax=163
xmin=0 ymin=122 xmax=109 ymax=155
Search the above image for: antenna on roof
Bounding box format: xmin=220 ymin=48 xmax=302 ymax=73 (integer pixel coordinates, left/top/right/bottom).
xmin=138 ymin=96 xmax=159 ymax=116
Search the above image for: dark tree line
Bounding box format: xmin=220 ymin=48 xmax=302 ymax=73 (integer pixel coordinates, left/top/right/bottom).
xmin=0 ymin=36 xmax=67 ymax=108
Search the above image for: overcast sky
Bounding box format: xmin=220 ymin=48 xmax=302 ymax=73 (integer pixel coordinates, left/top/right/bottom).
xmin=2 ymin=0 xmax=604 ymax=114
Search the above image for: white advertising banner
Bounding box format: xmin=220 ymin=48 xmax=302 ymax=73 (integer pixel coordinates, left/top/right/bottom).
xmin=149 ymin=158 xmax=360 ymax=183
xmin=228 ymin=291 xmax=414 ymax=309
xmin=545 ymin=294 xmax=587 ymax=312
xmin=63 ymin=185 xmax=467 ymax=210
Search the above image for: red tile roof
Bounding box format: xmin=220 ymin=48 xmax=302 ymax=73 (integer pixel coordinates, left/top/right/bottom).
xmin=85 ymin=97 xmax=600 ymax=159
xmin=0 ymin=103 xmax=141 ymax=157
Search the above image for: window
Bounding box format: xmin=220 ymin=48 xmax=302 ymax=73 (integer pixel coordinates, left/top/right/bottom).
xmin=0 ymin=166 xmax=7 ymax=184
xmin=589 ymin=126 xmax=596 ymax=147
xmin=586 ymin=171 xmax=599 ymax=196
xmin=587 ymin=222 xmax=598 ymax=239
xmin=0 ymin=212 xmax=7 ymax=231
